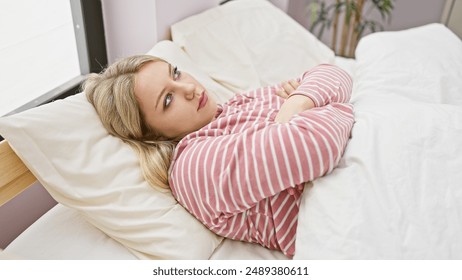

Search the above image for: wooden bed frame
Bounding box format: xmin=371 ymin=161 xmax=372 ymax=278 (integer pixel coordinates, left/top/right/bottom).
xmin=0 ymin=141 xmax=36 ymax=207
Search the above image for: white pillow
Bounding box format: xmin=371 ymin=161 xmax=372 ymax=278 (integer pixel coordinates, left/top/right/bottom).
xmin=0 ymin=41 xmax=223 ymax=260
xmin=171 ymin=0 xmax=335 ymax=93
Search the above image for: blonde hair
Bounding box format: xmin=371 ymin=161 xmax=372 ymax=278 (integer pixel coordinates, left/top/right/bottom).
xmin=83 ymin=55 xmax=175 ymax=190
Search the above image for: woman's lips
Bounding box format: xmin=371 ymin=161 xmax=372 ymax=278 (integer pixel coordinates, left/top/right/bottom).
xmin=197 ymin=91 xmax=208 ymax=110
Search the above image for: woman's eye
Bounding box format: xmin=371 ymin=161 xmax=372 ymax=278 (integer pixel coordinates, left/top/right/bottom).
xmin=164 ymin=93 xmax=173 ymax=108
xmin=173 ymin=66 xmax=181 ymax=80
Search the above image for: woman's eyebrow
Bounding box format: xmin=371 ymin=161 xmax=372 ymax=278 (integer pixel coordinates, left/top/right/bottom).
xmin=155 ymin=63 xmax=172 ymax=110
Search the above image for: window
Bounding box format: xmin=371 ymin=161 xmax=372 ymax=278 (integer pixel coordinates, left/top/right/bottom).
xmin=0 ymin=0 xmax=106 ymax=117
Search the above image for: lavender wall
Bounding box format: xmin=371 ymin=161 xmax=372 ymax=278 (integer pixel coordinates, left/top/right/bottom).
xmin=101 ymin=0 xmax=222 ymax=64
xmin=100 ymin=0 xmax=157 ymax=64
xmin=287 ymin=0 xmax=446 ymax=49
xmin=0 ymin=182 xmax=56 ymax=249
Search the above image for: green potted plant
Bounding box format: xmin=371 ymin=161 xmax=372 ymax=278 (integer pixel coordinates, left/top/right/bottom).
xmin=308 ymin=0 xmax=395 ymax=57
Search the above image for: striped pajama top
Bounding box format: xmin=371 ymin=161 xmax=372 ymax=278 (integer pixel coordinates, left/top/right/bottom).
xmin=169 ymin=64 xmax=355 ymax=256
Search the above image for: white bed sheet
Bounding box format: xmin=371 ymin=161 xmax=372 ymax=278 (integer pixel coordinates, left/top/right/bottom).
xmin=4 ymin=204 xmax=138 ymax=260
xmin=4 ymin=204 xmax=289 ymax=260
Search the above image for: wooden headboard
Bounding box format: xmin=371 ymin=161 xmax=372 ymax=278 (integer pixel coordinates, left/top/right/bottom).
xmin=0 ymin=141 xmax=36 ymax=207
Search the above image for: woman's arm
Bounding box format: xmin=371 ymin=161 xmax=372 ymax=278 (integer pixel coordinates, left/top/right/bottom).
xmin=215 ymin=103 xmax=354 ymax=211
xmin=274 ymin=95 xmax=315 ymax=123
xmin=275 ymin=64 xmax=352 ymax=123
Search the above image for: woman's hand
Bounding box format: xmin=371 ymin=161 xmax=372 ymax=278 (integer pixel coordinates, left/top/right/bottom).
xmin=274 ymin=78 xmax=315 ymax=123
xmin=276 ymin=79 xmax=300 ymax=99
xmin=274 ymin=95 xmax=315 ymax=123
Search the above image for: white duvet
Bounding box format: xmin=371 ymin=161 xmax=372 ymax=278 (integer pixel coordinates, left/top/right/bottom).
xmin=295 ymin=24 xmax=462 ymax=259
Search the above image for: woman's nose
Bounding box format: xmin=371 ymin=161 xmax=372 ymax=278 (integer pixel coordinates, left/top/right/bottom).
xmin=178 ymin=82 xmax=197 ymax=100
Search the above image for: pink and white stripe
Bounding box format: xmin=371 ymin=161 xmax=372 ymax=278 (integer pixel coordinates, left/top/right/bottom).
xmin=170 ymin=64 xmax=355 ymax=256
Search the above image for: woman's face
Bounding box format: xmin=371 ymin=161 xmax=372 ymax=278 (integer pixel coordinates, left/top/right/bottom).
xmin=134 ymin=60 xmax=217 ymax=140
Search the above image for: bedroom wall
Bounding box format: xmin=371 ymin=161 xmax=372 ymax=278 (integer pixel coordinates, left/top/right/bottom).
xmin=101 ymin=0 xmax=222 ymax=64
xmin=287 ymin=0 xmax=447 ymax=48
xmin=0 ymin=182 xmax=57 ymax=249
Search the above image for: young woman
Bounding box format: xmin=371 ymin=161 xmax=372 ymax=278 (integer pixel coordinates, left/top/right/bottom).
xmin=83 ymin=55 xmax=354 ymax=257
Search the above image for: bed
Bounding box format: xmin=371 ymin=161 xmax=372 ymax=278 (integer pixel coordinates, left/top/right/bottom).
xmin=1 ymin=0 xmax=462 ymax=260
